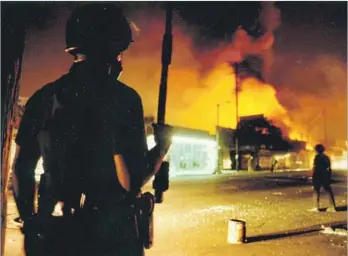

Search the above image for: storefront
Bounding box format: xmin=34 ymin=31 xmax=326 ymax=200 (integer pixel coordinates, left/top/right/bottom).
xmin=147 ymin=134 xmax=218 ymax=176
xmin=9 ymin=128 xmax=218 ymax=181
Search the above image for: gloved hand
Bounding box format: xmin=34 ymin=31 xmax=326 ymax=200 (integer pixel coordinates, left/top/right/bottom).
xmin=152 ymin=123 xmax=173 ymax=155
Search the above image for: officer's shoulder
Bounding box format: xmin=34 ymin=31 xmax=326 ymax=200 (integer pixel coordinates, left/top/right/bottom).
xmin=32 ymin=75 xmax=69 ymax=97
xmin=112 ymin=80 xmax=142 ymax=103
xmin=25 ymin=82 xmax=54 ymax=106
xmin=26 ymin=75 xmax=69 ymax=106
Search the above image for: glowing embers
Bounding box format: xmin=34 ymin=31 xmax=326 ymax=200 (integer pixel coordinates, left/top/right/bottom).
xmin=147 ymin=135 xmax=218 ymax=175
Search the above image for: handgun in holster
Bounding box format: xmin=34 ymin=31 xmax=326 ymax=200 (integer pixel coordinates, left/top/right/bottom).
xmin=136 ymin=192 xmax=155 ymax=249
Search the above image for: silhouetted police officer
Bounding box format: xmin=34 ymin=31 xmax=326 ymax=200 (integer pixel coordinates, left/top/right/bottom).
xmin=12 ymin=3 xmax=172 ymax=256
xmin=311 ymin=144 xmax=337 ymax=212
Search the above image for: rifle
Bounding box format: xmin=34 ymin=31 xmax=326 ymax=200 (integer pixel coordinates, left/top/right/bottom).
xmin=137 ymin=5 xmax=173 ymax=249
xmin=153 ymin=4 xmax=173 ymax=204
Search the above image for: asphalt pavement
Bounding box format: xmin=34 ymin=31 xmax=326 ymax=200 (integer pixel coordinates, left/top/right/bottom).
xmin=4 ymin=170 xmax=347 ymax=256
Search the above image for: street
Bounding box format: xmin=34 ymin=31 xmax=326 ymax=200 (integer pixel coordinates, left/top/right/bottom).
xmin=4 ymin=170 xmax=347 ymax=256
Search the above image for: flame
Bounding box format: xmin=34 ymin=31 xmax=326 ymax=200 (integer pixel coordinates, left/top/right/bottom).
xmin=331 ymin=151 xmax=348 ymax=170
xmin=121 ymin=11 xmax=290 ymax=134
xmin=306 ymin=144 xmax=314 ymax=151
xmin=289 ymin=131 xmax=304 ymax=141
xmin=173 ymin=64 xmax=289 ymax=133
xmin=119 ymin=6 xmax=303 ymax=139
xmin=17 ymin=5 xmax=345 ymax=154
xmin=330 ymin=142 xmax=348 ymax=170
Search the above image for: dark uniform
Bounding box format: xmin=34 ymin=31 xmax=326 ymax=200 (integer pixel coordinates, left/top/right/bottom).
xmin=312 ymin=144 xmax=336 ymax=211
xmin=13 ymin=4 xmax=171 ymax=255
xmin=16 ymin=60 xmax=148 ymax=255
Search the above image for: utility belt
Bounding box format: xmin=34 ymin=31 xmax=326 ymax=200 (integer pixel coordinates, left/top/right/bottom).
xmin=80 ymin=191 xmax=155 ymax=250
xmin=36 ymin=175 xmax=156 ymax=251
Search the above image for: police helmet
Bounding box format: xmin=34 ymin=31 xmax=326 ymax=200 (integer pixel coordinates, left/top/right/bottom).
xmin=65 ymin=3 xmax=133 ymax=56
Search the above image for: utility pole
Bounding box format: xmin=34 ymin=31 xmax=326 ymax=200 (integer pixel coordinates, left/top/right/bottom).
xmin=214 ymin=104 xmax=221 ymax=174
xmin=214 ymin=101 xmax=232 ymax=174
xmin=323 ymin=108 xmax=328 ymax=146
xmin=306 ymin=112 xmax=323 ymax=170
xmin=306 ymin=112 xmax=323 ymax=147
xmin=216 ymin=104 xmax=220 ymax=128
xmin=234 ymin=63 xmax=240 ymax=172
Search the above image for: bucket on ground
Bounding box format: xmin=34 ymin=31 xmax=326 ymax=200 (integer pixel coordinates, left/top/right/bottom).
xmin=227 ymin=219 xmax=246 ymax=244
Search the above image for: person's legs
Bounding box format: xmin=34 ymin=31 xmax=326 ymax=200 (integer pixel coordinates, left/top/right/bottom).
xmin=312 ymin=180 xmax=321 ymax=210
xmin=323 ymin=183 xmax=337 ymax=211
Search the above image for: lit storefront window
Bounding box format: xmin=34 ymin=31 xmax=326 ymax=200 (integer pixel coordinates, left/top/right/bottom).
xmin=147 ymin=135 xmax=218 ymax=176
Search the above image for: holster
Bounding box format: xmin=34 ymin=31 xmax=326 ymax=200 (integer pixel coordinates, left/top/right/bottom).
xmin=136 ymin=192 xmax=155 ymax=249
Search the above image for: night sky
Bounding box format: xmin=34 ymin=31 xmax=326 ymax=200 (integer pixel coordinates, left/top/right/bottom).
xmin=3 ymin=1 xmax=345 ymax=93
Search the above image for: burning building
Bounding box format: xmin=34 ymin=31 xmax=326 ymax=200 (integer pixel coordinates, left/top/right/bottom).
xmin=217 ymin=114 xmax=311 ymax=171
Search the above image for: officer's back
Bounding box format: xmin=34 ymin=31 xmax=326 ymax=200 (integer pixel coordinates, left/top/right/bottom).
xmin=39 ymin=61 xmax=143 ymax=201
xmin=13 ymin=4 xmax=173 ymax=256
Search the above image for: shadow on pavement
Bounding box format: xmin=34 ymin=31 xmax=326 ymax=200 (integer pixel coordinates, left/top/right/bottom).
xmin=246 ymin=229 xmax=318 ymax=243
xmin=319 ymin=205 xmax=347 ymax=212
xmin=263 ymin=176 xmax=310 ymax=186
xmin=264 ymin=176 xmax=309 ymax=181
xmin=264 ymin=176 xmax=343 ymax=184
xmin=336 ymin=205 xmax=347 ymax=212
xmin=246 ymin=220 xmax=347 ymax=243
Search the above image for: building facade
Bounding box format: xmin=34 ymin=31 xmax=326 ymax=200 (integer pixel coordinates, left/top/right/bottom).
xmin=145 ymin=118 xmax=218 ymax=176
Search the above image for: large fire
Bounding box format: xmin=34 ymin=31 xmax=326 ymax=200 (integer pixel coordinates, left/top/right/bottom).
xmin=120 ymin=7 xmax=346 ymax=145
xmin=16 ymin=3 xmax=346 ymax=171
xmin=168 ymin=64 xmax=289 ymax=133
xmin=120 ymin=7 xmax=291 ymax=135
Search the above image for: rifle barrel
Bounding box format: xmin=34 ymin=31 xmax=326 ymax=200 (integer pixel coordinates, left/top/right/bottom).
xmin=157 ymin=5 xmax=172 ymax=125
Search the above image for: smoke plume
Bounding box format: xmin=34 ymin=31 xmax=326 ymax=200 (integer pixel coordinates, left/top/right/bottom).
xmin=18 ymin=3 xmax=346 ymax=147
